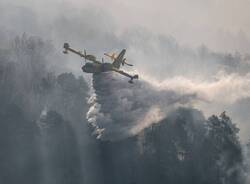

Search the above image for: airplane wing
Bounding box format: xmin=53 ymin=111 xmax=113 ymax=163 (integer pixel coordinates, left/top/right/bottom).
xmin=112 ymin=68 xmax=139 ymax=83
xmin=63 ymin=43 xmax=101 ymax=64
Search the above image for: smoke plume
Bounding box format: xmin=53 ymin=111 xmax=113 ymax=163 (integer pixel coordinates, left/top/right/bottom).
xmin=87 ymin=72 xmax=198 ymax=141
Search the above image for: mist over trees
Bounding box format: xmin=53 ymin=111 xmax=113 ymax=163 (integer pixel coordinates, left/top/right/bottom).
xmin=0 ymin=35 xmax=247 ymax=184
xmin=98 ymin=108 xmax=244 ymax=184
xmin=0 ymin=35 xmax=102 ymax=184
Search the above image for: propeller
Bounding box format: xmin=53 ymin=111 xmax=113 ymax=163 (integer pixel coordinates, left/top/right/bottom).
xmin=84 ymin=49 xmax=87 ymax=62
xmin=122 ymin=58 xmax=133 ymax=66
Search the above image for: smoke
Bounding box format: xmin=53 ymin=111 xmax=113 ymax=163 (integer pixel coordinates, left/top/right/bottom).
xmin=152 ymin=72 xmax=250 ymax=104
xmin=86 ymin=70 xmax=250 ymax=141
xmin=86 ymin=72 xmax=198 ymax=141
xmin=158 ymin=72 xmax=250 ymax=143
xmin=1 ymin=0 xmax=250 ymax=143
xmin=1 ymin=1 xmax=250 ymax=183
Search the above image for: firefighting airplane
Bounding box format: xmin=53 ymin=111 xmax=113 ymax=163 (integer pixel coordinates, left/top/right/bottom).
xmin=63 ymin=43 xmax=139 ymax=83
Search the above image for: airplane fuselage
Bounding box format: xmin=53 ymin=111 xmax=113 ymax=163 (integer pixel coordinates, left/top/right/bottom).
xmin=63 ymin=43 xmax=138 ymax=83
xmin=82 ymin=62 xmax=114 ymax=73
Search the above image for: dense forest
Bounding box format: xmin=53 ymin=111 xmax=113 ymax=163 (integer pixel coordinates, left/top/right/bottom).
xmin=0 ymin=35 xmax=248 ymax=184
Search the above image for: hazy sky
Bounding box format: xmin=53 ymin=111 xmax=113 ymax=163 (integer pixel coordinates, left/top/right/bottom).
xmin=1 ymin=0 xmax=250 ymax=53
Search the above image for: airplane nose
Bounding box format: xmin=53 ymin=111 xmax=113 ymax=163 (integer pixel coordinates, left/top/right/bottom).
xmin=81 ymin=66 xmax=86 ymax=72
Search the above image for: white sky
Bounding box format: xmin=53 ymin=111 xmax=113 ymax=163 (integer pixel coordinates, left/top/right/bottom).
xmin=63 ymin=0 xmax=250 ymax=53
xmin=79 ymin=0 xmax=245 ymax=54
xmin=2 ymin=0 xmax=250 ymax=53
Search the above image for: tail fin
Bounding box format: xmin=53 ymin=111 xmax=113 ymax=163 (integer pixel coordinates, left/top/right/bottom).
xmin=112 ymin=49 xmax=126 ymax=69
xmin=104 ymin=53 xmax=116 ymax=61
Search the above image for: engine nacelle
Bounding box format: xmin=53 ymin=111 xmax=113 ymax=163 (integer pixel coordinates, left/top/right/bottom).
xmin=82 ymin=63 xmax=98 ymax=73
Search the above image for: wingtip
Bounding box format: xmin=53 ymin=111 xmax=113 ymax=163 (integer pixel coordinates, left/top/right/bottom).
xmin=133 ymin=74 xmax=139 ymax=79
xmin=63 ymin=43 xmax=69 ymax=49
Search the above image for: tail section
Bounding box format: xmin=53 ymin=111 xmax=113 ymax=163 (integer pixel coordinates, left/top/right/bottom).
xmin=104 ymin=53 xmax=116 ymax=61
xmin=112 ymin=49 xmax=126 ymax=69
